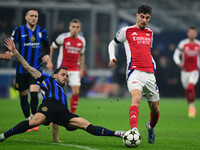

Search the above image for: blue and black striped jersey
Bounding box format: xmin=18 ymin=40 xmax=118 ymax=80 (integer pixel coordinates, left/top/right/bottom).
xmin=11 ymin=24 xmax=50 ymax=73
xmin=37 ymin=73 xmax=69 ymax=109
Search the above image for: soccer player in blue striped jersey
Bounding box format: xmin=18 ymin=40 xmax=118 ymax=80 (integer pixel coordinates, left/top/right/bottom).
xmin=10 ymin=8 xmax=50 ymax=131
xmin=0 ymin=38 xmax=124 ymax=142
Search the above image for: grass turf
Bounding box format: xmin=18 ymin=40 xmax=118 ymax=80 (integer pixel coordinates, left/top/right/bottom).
xmin=0 ymin=97 xmax=200 ymax=150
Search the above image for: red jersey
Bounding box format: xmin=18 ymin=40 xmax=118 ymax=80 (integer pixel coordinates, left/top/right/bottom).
xmin=174 ymin=39 xmax=200 ymax=71
xmin=115 ymin=26 xmax=155 ymax=73
xmin=52 ymin=32 xmax=86 ymax=71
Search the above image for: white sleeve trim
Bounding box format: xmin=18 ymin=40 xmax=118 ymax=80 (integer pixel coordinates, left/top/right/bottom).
xmin=80 ymin=36 xmax=86 ymax=54
xmin=108 ymin=40 xmax=118 ymax=60
xmin=173 ymin=48 xmax=182 ymax=65
xmin=52 ymin=42 xmax=58 ymax=49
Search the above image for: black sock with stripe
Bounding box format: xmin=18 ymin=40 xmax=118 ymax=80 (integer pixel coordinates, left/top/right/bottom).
xmin=4 ymin=120 xmax=31 ymax=139
xmin=86 ymin=124 xmax=115 ymax=136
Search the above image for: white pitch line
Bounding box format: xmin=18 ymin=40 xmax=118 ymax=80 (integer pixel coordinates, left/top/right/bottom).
xmin=12 ymin=139 xmax=99 ymax=150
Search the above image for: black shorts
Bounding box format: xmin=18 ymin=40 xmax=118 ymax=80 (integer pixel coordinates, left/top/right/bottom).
xmin=37 ymin=99 xmax=79 ymax=131
xmin=15 ymin=73 xmax=37 ymax=92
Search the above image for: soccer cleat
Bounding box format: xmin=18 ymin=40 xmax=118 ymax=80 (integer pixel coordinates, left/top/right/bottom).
xmin=0 ymin=134 xmax=5 ymax=142
xmin=114 ymin=131 xmax=125 ymax=138
xmin=131 ymin=127 xmax=139 ymax=133
xmin=32 ymin=126 xmax=39 ymax=131
xmin=188 ymin=106 xmax=196 ymax=118
xmin=146 ymin=122 xmax=155 ymax=144
xmin=27 ymin=128 xmax=32 ymax=132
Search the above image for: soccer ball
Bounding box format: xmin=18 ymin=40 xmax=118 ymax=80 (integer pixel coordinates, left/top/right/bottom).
xmin=123 ymin=130 xmax=141 ymax=148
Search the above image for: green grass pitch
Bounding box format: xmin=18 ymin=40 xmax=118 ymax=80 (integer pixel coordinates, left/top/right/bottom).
xmin=0 ymin=97 xmax=200 ymax=150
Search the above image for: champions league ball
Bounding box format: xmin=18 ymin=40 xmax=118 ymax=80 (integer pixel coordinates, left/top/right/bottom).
xmin=123 ymin=130 xmax=141 ymax=148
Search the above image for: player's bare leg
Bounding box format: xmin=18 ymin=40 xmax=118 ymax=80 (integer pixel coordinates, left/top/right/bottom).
xmin=0 ymin=113 xmax=47 ymax=142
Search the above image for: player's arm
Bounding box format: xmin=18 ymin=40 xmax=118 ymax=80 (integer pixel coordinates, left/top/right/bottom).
xmin=79 ymin=53 xmax=85 ymax=78
xmin=4 ymin=38 xmax=42 ymax=79
xmin=47 ymin=45 xmax=56 ymax=70
xmin=173 ymin=47 xmax=183 ymax=68
xmin=108 ymin=27 xmax=126 ymax=68
xmin=41 ymin=29 xmax=50 ymax=64
xmin=47 ymin=34 xmax=63 ymax=70
xmin=108 ymin=39 xmax=118 ymax=68
xmin=52 ymin=123 xmax=62 ymax=142
xmin=0 ymin=51 xmax=13 ymax=60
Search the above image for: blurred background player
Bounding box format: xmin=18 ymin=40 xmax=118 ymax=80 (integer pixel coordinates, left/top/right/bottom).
xmin=173 ymin=26 xmax=200 ymax=118
xmin=47 ymin=19 xmax=85 ymax=113
xmin=108 ymin=5 xmax=160 ymax=144
xmin=10 ymin=8 xmax=50 ymax=131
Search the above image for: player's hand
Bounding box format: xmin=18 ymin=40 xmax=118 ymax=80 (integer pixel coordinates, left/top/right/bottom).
xmin=178 ymin=62 xmax=183 ymax=68
xmin=53 ymin=140 xmax=63 ymax=143
xmin=3 ymin=51 xmax=13 ymax=60
xmin=80 ymin=69 xmax=84 ymax=78
xmin=4 ymin=38 xmax=16 ymax=52
xmin=42 ymin=55 xmax=49 ymax=63
xmin=109 ymin=58 xmax=117 ymax=68
xmin=46 ymin=60 xmax=53 ymax=70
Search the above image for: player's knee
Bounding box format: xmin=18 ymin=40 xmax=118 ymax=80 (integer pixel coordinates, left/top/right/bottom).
xmin=29 ymin=114 xmax=45 ymax=127
xmin=73 ymin=90 xmax=80 ymax=95
xmin=29 ymin=120 xmax=40 ymax=127
xmin=77 ymin=119 xmax=90 ymax=129
xmin=131 ymin=96 xmax=141 ymax=106
xmin=69 ymin=117 xmax=90 ymax=129
xmin=72 ymin=86 xmax=80 ymax=95
xmin=20 ymin=90 xmax=28 ymax=96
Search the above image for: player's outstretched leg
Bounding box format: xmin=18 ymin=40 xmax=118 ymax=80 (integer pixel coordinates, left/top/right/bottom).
xmin=86 ymin=124 xmax=125 ymax=138
xmin=0 ymin=120 xmax=32 ymax=142
xmin=69 ymin=117 xmax=125 ymax=138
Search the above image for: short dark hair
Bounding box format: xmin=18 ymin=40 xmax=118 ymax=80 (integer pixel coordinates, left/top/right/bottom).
xmin=137 ymin=5 xmax=152 ymax=15
xmin=26 ymin=8 xmax=38 ymax=15
xmin=188 ymin=26 xmax=197 ymax=31
xmin=70 ymin=19 xmax=81 ymax=25
xmin=53 ymin=67 xmax=68 ymax=74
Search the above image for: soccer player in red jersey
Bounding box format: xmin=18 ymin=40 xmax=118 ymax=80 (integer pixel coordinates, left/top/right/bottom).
xmin=173 ymin=26 xmax=200 ymax=118
xmin=47 ymin=19 xmax=85 ymax=114
xmin=108 ymin=5 xmax=160 ymax=144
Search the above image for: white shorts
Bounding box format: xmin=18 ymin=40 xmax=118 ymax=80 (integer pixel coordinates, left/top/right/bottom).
xmin=127 ymin=70 xmax=160 ymax=102
xmin=181 ymin=70 xmax=199 ymax=89
xmin=68 ymin=71 xmax=81 ymax=86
